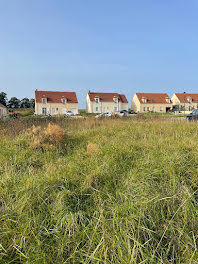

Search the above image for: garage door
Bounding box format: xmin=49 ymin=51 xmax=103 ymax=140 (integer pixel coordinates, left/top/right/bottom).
xmin=70 ymin=109 xmax=77 ymax=115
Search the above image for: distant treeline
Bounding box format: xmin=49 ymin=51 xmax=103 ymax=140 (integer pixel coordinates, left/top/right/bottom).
xmin=0 ymin=92 xmax=35 ymax=109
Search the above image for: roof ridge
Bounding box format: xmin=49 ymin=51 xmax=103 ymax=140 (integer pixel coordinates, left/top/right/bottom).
xmin=35 ymin=90 xmax=76 ymax=93
xmin=89 ymin=92 xmax=119 ymax=94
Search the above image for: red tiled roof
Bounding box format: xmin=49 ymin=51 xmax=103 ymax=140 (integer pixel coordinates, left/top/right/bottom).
xmin=0 ymin=103 xmax=6 ymax=108
xmin=88 ymin=91 xmax=128 ymax=103
xmin=174 ymin=93 xmax=198 ymax=103
xmin=35 ymin=90 xmax=78 ymax=103
xmin=136 ymin=93 xmax=171 ymax=104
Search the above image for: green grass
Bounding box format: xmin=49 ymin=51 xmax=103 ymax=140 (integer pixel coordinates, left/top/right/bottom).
xmin=0 ymin=118 xmax=197 ymax=263
xmin=142 ymin=112 xmax=188 ymax=118
xmin=13 ymin=108 xmax=35 ymax=118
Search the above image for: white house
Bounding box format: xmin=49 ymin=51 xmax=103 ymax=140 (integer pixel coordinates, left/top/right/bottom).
xmin=35 ymin=90 xmax=78 ymax=115
xmin=171 ymin=93 xmax=198 ymax=111
xmin=131 ymin=93 xmax=172 ymax=113
xmin=86 ymin=91 xmax=128 ymax=113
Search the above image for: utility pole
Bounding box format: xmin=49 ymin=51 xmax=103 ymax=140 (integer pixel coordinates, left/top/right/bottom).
xmin=184 ymin=92 xmax=186 ymax=114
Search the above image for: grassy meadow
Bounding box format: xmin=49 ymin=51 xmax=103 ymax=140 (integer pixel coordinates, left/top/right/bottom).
xmin=0 ymin=117 xmax=197 ymax=263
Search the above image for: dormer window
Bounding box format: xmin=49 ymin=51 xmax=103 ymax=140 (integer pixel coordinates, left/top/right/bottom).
xmin=114 ymin=97 xmax=118 ymax=103
xmin=42 ymin=98 xmax=47 ymax=104
xmin=187 ymin=97 xmax=192 ymax=103
xmin=62 ymin=98 xmax=67 ymax=104
xmin=95 ymin=97 xmax=99 ymax=103
xmin=142 ymin=98 xmax=147 ymax=103
xmin=166 ymin=98 xmax=170 ymax=103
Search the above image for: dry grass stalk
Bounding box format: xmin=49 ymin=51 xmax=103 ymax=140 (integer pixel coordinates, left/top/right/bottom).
xmin=29 ymin=123 xmax=65 ymax=149
xmin=87 ymin=142 xmax=99 ymax=156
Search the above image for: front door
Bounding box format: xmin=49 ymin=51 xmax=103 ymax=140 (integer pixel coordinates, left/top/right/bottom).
xmin=42 ymin=108 xmax=47 ymax=115
xmin=166 ymin=107 xmax=171 ymax=112
xmin=52 ymin=108 xmax=55 ymax=115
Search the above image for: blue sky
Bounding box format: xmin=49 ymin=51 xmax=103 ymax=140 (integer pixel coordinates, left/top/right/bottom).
xmin=0 ymin=0 xmax=198 ymax=108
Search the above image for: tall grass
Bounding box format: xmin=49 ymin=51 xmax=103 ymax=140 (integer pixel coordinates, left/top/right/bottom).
xmin=0 ymin=118 xmax=197 ymax=263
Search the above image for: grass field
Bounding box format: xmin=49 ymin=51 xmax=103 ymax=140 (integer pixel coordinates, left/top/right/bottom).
xmin=0 ymin=117 xmax=197 ymax=263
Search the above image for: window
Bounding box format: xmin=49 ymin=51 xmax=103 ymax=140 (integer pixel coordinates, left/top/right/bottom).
xmin=152 ymin=106 xmax=155 ymax=112
xmin=160 ymin=107 xmax=163 ymax=112
xmin=147 ymin=107 xmax=150 ymax=111
xmin=95 ymin=98 xmax=99 ymax=103
xmin=114 ymin=107 xmax=118 ymax=112
xmin=62 ymin=98 xmax=66 ymax=104
xmin=142 ymin=98 xmax=147 ymax=103
xmin=42 ymin=108 xmax=47 ymax=115
xmin=166 ymin=98 xmax=170 ymax=103
xmin=143 ymin=107 xmax=146 ymax=112
xmin=42 ymin=98 xmax=47 ymax=104
xmin=56 ymin=108 xmax=58 ymax=111
xmin=95 ymin=107 xmax=99 ymax=111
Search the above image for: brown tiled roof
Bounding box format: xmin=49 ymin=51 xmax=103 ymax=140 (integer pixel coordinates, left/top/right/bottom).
xmin=0 ymin=103 xmax=6 ymax=108
xmin=88 ymin=91 xmax=128 ymax=103
xmin=174 ymin=93 xmax=198 ymax=103
xmin=136 ymin=93 xmax=171 ymax=104
xmin=35 ymin=90 xmax=78 ymax=103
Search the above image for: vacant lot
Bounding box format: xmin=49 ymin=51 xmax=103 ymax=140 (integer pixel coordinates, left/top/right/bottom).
xmin=0 ymin=117 xmax=197 ymax=263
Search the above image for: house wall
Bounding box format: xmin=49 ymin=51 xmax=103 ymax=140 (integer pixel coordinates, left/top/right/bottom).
xmin=171 ymin=94 xmax=180 ymax=105
xmin=131 ymin=94 xmax=141 ymax=112
xmin=86 ymin=94 xmax=92 ymax=113
xmin=0 ymin=107 xmax=8 ymax=119
xmin=139 ymin=103 xmax=172 ymax=113
xmin=171 ymin=94 xmax=198 ymax=111
xmin=86 ymin=94 xmax=128 ymax=113
xmin=131 ymin=93 xmax=172 ymax=113
xmin=35 ymin=102 xmax=78 ymax=115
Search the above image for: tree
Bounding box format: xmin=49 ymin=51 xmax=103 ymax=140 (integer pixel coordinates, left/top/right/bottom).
xmin=20 ymin=97 xmax=31 ymax=108
xmin=30 ymin=98 xmax=35 ymax=108
xmin=0 ymin=92 xmax=7 ymax=106
xmin=8 ymin=97 xmax=20 ymax=109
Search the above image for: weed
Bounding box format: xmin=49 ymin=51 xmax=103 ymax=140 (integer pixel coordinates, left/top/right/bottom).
xmin=0 ymin=118 xmax=198 ymax=263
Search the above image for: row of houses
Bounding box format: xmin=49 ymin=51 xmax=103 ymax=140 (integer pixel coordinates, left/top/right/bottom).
xmin=1 ymin=91 xmax=198 ymax=119
xmin=34 ymin=90 xmax=198 ymax=115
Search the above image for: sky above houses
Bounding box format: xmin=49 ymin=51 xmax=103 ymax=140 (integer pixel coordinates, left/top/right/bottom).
xmin=0 ymin=0 xmax=198 ymax=108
